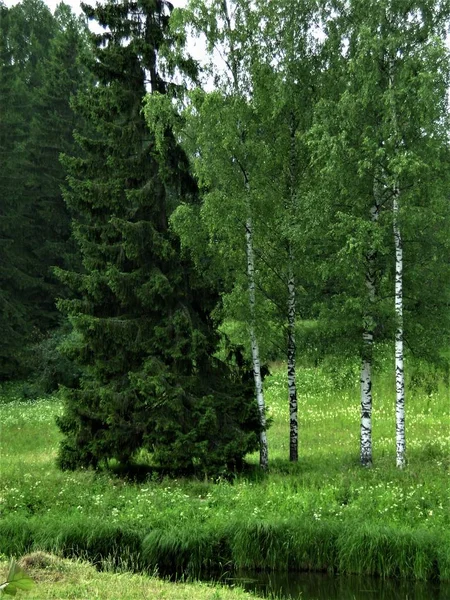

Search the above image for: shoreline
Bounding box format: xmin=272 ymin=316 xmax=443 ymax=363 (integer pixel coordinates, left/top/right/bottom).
xmin=1 ymin=513 xmax=448 ymax=582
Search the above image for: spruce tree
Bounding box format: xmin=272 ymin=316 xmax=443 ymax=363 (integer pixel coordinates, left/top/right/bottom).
xmin=56 ymin=0 xmax=260 ymax=475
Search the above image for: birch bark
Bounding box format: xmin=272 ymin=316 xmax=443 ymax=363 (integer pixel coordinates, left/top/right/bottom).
xmin=388 ymin=57 xmax=406 ymax=469
xmin=360 ymin=347 xmax=372 ymax=466
xmin=287 ymin=246 xmax=297 ymax=462
xmin=245 ymin=214 xmax=269 ymax=470
xmin=393 ymin=187 xmax=405 ymax=468
xmin=360 ymin=196 xmax=379 ymax=467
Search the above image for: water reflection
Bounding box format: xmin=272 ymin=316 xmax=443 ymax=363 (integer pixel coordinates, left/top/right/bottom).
xmin=226 ymin=570 xmax=446 ymax=600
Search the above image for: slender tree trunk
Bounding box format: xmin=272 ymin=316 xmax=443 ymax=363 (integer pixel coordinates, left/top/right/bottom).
xmin=287 ymin=245 xmax=298 ymax=462
xmin=360 ymin=331 xmax=373 ymax=467
xmin=360 ymin=188 xmax=380 ymax=467
xmin=222 ymin=0 xmax=268 ymax=469
xmin=287 ymin=115 xmax=298 ymax=462
xmin=245 ymin=215 xmax=269 ymax=470
xmin=393 ymin=189 xmax=406 ymax=468
xmin=388 ymin=52 xmax=406 ymax=469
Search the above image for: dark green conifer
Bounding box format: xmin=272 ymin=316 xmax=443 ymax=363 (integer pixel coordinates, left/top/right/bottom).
xmin=24 ymin=4 xmax=89 ymax=332
xmin=56 ymin=0 xmax=260 ymax=475
xmin=0 ymin=0 xmax=56 ymax=378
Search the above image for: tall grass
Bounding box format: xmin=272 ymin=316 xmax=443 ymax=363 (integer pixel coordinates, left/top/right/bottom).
xmin=0 ymin=355 xmax=448 ymax=581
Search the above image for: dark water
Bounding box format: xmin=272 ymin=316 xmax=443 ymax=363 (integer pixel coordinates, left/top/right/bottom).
xmin=221 ymin=571 xmax=448 ymax=599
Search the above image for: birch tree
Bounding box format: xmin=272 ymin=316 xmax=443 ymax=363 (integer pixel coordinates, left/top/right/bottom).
xmin=253 ymin=0 xmax=320 ymax=462
xmin=387 ymin=48 xmax=406 ymax=468
xmin=380 ymin=0 xmax=450 ymax=467
xmin=308 ymin=12 xmax=388 ymax=466
xmin=311 ymin=0 xmax=450 ymax=466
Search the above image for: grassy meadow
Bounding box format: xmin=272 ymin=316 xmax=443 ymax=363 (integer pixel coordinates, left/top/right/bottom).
xmin=0 ymin=354 xmax=449 ymax=589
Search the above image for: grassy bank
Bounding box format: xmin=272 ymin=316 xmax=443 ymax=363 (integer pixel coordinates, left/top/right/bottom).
xmin=0 ymin=552 xmax=256 ymax=599
xmin=0 ymin=358 xmax=448 ymax=581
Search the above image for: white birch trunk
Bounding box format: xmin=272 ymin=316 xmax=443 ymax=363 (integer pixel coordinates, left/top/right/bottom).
xmin=360 ymin=333 xmax=373 ymax=467
xmin=388 ymin=53 xmax=406 ymax=469
xmin=287 ymin=247 xmax=298 ymax=462
xmin=393 ymin=190 xmax=406 ymax=468
xmin=245 ymin=215 xmax=269 ymax=470
xmin=360 ymin=193 xmax=379 ymax=467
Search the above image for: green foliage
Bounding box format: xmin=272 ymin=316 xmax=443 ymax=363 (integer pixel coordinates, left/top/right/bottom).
xmin=409 ymin=357 xmax=449 ymax=396
xmin=306 ymin=0 xmax=450 ymax=361
xmin=0 ymin=561 xmax=33 ymax=597
xmin=219 ymin=320 xmax=284 ymax=364
xmin=0 ymin=0 xmax=53 ymax=379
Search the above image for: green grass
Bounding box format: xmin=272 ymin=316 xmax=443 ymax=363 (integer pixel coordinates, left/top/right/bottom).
xmin=0 ymin=552 xmax=256 ymax=599
xmin=0 ymin=356 xmax=448 ymax=582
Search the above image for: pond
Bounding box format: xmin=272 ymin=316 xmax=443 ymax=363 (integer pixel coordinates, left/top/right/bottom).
xmin=220 ymin=570 xmax=448 ymax=599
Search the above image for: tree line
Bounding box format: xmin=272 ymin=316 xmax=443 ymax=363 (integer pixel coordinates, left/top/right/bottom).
xmin=1 ymin=0 xmax=449 ymax=475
